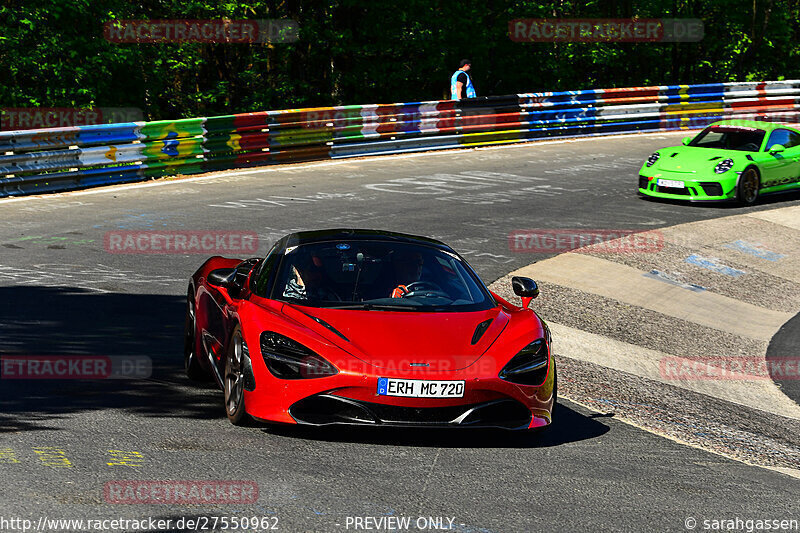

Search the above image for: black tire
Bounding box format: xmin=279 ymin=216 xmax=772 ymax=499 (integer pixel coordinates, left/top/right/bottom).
xmin=736 ymin=167 xmax=760 ymax=206
xmin=224 ymin=327 xmax=251 ymax=426
xmin=184 ymin=287 xmax=208 ymax=381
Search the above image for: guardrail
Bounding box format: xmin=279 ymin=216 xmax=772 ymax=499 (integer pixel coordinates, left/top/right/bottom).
xmin=2 ymin=80 xmax=800 ymax=197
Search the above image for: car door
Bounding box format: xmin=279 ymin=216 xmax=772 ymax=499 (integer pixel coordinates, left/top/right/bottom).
xmin=760 ymin=128 xmax=800 ymax=190
xmin=780 ymin=129 xmax=800 ymax=190
xmin=201 ymin=257 xmax=262 ymax=374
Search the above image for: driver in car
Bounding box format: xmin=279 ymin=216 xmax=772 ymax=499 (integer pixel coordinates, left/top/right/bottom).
xmin=283 ymin=253 xmax=338 ymax=301
xmin=390 ymin=251 xmax=424 ymax=298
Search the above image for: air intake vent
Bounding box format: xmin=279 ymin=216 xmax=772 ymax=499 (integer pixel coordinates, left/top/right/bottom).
xmin=471 ymin=319 xmax=493 ymax=345
xmin=700 ymin=182 xmax=724 ymax=196
xmin=310 ymin=315 xmax=349 ymax=341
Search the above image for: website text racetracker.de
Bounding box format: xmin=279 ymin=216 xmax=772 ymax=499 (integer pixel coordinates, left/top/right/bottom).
xmin=0 ymin=516 xmax=279 ymax=532
xmin=1 ymin=517 xmax=168 ymax=532
xmin=1 ymin=107 xmax=143 ymax=130
xmin=508 ymin=229 xmax=664 ymax=254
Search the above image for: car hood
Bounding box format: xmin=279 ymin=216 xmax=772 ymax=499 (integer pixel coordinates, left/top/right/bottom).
xmin=654 ymin=146 xmax=743 ymax=173
xmin=281 ymin=303 xmax=509 ymax=371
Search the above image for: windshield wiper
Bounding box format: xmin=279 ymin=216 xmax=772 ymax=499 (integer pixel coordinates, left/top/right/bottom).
xmin=362 ymin=303 xmax=420 ymax=311
xmin=324 ymin=302 xmax=420 ymax=311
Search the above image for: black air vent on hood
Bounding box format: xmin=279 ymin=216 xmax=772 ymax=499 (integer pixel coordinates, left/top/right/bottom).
xmin=471 ymin=319 xmax=493 ymax=345
xmin=310 ymin=315 xmax=349 ymax=341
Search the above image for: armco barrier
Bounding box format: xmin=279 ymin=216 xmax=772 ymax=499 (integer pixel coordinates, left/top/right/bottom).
xmin=2 ymin=80 xmax=800 ymax=197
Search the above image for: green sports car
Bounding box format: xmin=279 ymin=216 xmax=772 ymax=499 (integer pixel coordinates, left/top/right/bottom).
xmin=638 ymin=120 xmax=800 ymax=205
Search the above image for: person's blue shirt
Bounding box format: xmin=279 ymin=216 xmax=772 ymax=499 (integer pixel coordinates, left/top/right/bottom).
xmin=450 ymin=70 xmax=476 ymax=99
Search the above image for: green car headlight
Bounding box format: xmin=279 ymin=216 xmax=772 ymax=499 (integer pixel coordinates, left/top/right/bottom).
xmin=714 ymin=158 xmax=734 ymax=174
xmin=646 ymin=152 xmax=660 ymax=167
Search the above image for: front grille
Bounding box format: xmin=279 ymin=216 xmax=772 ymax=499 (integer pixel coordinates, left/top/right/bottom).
xmin=289 ymin=394 xmax=532 ymax=429
xmin=638 ymin=176 xmax=650 ymax=190
xmin=656 ymin=185 xmax=691 ymax=195
xmin=368 ymin=403 xmax=479 ymax=424
xmin=700 ymin=182 xmax=724 ymax=196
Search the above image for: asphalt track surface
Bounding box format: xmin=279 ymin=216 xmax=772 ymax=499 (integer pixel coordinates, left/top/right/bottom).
xmin=1 ymin=132 xmax=799 ymax=532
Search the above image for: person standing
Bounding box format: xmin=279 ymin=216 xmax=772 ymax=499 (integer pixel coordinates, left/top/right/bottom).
xmin=450 ymin=59 xmax=476 ymax=100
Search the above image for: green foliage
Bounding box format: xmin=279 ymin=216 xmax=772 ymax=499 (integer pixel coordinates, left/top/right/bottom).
xmin=0 ymin=0 xmax=794 ymax=120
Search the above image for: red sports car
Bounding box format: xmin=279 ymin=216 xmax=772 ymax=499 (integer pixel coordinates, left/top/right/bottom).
xmin=184 ymin=229 xmax=556 ymax=430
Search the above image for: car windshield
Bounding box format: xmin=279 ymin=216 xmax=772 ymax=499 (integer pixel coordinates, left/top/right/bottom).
xmin=272 ymin=240 xmax=494 ymax=312
xmin=689 ymin=125 xmax=765 ymax=152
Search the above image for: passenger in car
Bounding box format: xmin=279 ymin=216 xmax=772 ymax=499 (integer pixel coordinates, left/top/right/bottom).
xmin=283 ymin=253 xmax=340 ymax=301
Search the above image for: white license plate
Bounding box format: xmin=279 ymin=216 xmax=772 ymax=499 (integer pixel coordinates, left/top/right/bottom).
xmin=657 ymin=178 xmax=685 ymax=188
xmin=377 ymin=378 xmax=465 ymax=398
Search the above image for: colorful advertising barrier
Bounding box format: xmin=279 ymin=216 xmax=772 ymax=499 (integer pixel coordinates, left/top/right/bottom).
xmin=1 ymin=80 xmax=799 ymax=197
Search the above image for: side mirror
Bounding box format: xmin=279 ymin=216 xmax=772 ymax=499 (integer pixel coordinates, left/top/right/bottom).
xmin=207 ymin=258 xmax=260 ymax=295
xmin=512 ymin=276 xmax=539 ymax=308
xmin=207 ymin=268 xmax=237 ymax=288
xmin=682 ymin=136 xmax=693 ymax=146
xmin=769 ymin=144 xmax=785 ymax=154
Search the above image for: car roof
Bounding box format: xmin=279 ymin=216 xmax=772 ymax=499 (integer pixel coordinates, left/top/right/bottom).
xmin=709 ymin=120 xmax=797 ymax=132
xmin=283 ymin=229 xmax=451 ymax=250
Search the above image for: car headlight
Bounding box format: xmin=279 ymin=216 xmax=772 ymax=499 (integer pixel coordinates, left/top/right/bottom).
xmin=260 ymin=331 xmax=338 ymax=379
xmin=499 ymin=338 xmax=549 ymax=386
xmin=714 ymin=158 xmax=734 ymax=174
xmin=646 ymin=152 xmax=660 ymax=167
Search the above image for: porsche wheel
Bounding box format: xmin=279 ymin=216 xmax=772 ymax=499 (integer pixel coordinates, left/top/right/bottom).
xmin=184 ymin=287 xmax=207 ymax=381
xmin=736 ymin=167 xmax=760 ymax=206
xmin=224 ymin=328 xmax=250 ymax=425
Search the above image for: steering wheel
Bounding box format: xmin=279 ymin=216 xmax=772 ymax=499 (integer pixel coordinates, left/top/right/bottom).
xmin=401 ymin=281 xmax=450 ymax=299
xmin=739 ymin=143 xmax=759 ymax=152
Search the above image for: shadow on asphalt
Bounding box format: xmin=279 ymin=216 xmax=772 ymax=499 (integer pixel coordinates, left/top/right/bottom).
xmin=0 ymin=286 xmax=611 ymax=448
xmin=637 ymin=188 xmax=800 ymax=209
xmin=261 ymin=401 xmax=611 ymax=448
xmin=766 ymin=308 xmax=800 ymax=407
xmin=0 ymin=286 xmax=221 ymax=432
